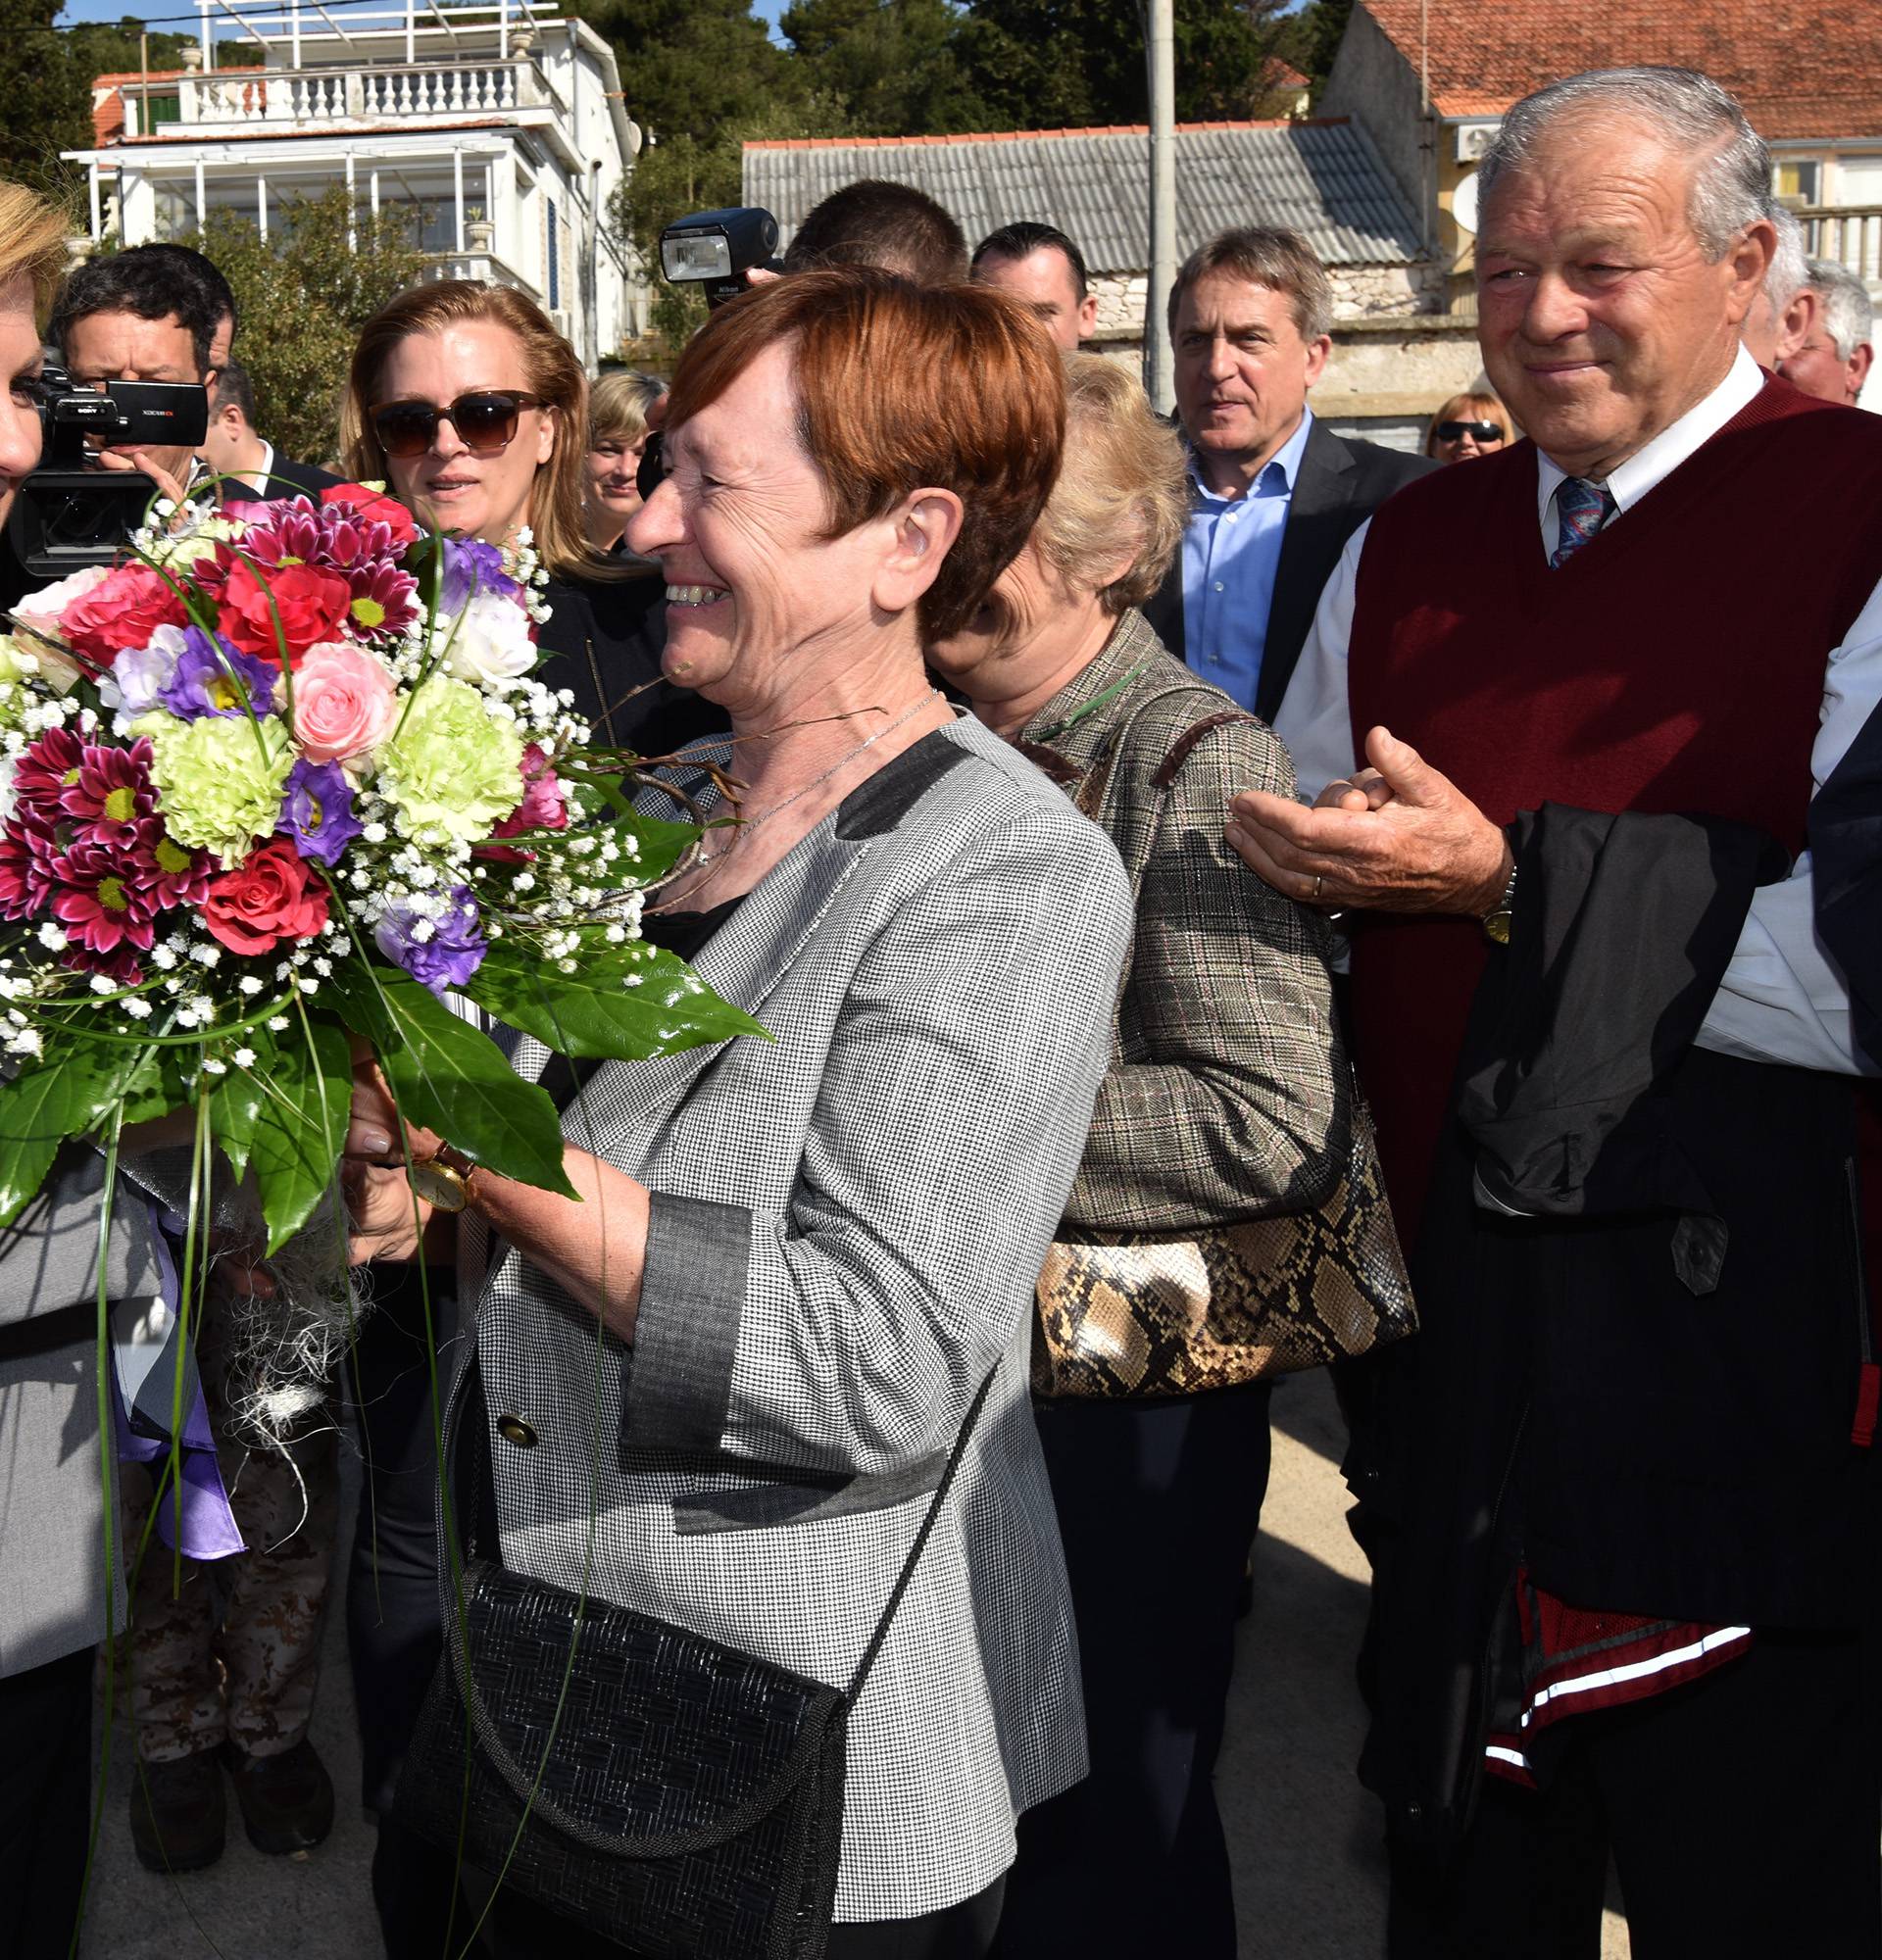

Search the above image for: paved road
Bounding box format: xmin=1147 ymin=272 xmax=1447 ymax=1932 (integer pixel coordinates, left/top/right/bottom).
xmin=81 ymin=1368 xmax=1630 ymax=1957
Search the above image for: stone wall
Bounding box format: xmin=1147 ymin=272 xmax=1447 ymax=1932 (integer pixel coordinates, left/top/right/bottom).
xmin=1089 ymin=303 xmax=1487 ymax=435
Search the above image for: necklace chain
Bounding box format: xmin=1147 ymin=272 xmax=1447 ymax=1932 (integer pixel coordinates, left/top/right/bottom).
xmin=658 ymin=690 xmax=941 ymax=908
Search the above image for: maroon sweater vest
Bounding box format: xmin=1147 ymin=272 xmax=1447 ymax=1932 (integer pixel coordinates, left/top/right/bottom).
xmin=1346 ymin=378 xmax=1882 ymax=1244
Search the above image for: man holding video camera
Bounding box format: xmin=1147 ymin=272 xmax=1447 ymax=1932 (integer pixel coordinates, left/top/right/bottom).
xmin=46 ymin=246 xmax=226 ymax=508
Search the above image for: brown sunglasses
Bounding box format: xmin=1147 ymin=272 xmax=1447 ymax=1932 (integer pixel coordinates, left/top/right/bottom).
xmin=371 ymin=390 xmax=546 ymax=459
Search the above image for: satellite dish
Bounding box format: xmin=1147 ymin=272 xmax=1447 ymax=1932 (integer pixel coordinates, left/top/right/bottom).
xmin=1452 ymin=170 xmax=1480 ymax=236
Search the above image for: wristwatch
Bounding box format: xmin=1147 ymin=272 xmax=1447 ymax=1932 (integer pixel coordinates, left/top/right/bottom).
xmin=409 ymin=1142 xmax=486 ymax=1214
xmin=1481 ymin=859 xmax=1518 ymax=946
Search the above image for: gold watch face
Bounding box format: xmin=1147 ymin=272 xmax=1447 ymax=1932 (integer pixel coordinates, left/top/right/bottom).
xmin=1483 ymin=909 xmax=1513 ymax=947
xmin=410 ymin=1157 xmax=470 ymax=1212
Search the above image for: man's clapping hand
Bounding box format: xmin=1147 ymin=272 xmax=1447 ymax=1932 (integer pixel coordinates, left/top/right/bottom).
xmin=1226 ymin=724 xmax=1511 ymax=915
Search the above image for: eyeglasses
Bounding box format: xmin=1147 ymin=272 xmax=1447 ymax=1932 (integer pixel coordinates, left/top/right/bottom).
xmin=1436 ymin=419 xmax=1506 ymax=444
xmin=371 ymin=390 xmax=546 ymax=459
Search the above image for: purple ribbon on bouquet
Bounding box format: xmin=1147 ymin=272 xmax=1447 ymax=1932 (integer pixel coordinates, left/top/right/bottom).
xmin=108 ymin=1204 xmax=245 ymax=1562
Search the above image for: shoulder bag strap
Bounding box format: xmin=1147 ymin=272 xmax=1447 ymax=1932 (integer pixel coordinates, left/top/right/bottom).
xmin=846 ymin=1361 xmax=999 ymax=1703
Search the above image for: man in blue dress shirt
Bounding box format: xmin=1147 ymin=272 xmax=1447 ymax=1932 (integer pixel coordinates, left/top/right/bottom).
xmin=1143 ymin=226 xmax=1434 ymax=724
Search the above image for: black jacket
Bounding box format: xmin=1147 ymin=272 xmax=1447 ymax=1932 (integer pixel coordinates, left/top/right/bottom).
xmin=1359 ymin=803 xmax=1880 ymax=1857
xmin=223 ymin=454 xmax=342 ymax=502
xmin=1141 ymin=419 xmax=1435 ymax=723
xmin=534 ymin=567 xmax=725 ymax=764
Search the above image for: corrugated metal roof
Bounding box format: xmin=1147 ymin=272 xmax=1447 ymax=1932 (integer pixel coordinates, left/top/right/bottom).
xmin=742 ymin=119 xmax=1422 ymax=272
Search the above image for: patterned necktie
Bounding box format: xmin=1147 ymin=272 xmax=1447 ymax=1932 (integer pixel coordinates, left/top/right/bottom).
xmin=1550 ymin=476 xmax=1615 ymax=567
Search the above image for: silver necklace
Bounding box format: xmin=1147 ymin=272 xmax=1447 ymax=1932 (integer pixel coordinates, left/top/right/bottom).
xmin=658 ymin=689 xmax=941 ymax=908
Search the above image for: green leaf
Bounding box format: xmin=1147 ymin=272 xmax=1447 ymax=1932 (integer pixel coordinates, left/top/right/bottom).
xmin=0 ymin=1041 xmax=143 ymax=1227
xmin=119 ymin=1045 xmax=190 ymax=1128
xmin=322 ymin=953 xmax=404 ymax=1054
xmin=214 ymin=1029 xmax=274 ymax=1184
xmin=373 ymin=974 xmax=577 ymax=1198
xmin=463 ymin=938 xmax=770 ymax=1061
xmin=248 ymin=1017 xmax=352 ymax=1254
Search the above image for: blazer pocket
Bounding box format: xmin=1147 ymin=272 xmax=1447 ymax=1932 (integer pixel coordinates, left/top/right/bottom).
xmin=670 ymin=1448 xmax=949 ymax=1537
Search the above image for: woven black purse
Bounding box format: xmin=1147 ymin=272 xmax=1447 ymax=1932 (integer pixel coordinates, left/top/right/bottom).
xmin=396 ymin=1367 xmax=998 ymax=1958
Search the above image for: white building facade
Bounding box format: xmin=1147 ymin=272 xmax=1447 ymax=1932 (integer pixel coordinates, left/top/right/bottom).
xmin=65 ymin=0 xmax=647 ymax=369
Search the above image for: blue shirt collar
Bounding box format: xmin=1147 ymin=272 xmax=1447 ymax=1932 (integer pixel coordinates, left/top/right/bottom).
xmin=1190 ymin=407 xmax=1314 ymax=507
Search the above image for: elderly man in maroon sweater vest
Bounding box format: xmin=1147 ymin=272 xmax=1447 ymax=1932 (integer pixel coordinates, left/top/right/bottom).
xmin=1230 ymin=66 xmax=1882 ymax=1960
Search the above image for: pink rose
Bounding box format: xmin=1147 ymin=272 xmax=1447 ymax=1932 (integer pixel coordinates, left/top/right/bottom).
xmin=290 ymin=642 xmax=397 ymax=765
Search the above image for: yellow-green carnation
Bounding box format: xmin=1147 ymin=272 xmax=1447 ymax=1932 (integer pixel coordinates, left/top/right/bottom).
xmin=147 ymin=712 xmax=296 ymax=866
xmin=377 ymin=676 xmax=524 ymax=841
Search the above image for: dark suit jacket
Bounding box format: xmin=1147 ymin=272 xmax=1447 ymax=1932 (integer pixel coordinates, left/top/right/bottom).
xmin=1142 ymin=418 xmax=1436 ymax=724
xmin=228 ymin=452 xmax=342 ymax=501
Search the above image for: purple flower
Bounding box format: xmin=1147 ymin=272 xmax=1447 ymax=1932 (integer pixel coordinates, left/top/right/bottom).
xmin=276 ymin=758 xmax=363 ymax=867
xmin=439 ymin=538 xmax=519 ymax=612
xmin=159 ymin=627 xmax=278 ymax=721
xmin=373 ymin=884 xmax=486 ymax=996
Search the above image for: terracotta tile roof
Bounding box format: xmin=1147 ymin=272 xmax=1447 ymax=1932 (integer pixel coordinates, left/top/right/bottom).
xmin=1359 ymin=0 xmax=1882 ymax=138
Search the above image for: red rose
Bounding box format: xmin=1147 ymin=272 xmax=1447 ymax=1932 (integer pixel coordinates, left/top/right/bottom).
xmin=59 ymin=564 xmax=187 ymax=667
xmin=217 ymin=559 xmax=353 ymax=667
xmin=321 ymin=482 xmax=420 ymax=551
xmin=202 ymin=838 xmax=329 ymax=956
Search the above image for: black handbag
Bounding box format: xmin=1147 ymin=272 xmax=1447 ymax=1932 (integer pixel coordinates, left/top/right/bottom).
xmin=396 ymin=1366 xmax=999 ymax=1958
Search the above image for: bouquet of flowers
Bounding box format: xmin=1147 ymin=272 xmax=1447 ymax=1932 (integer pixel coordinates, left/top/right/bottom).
xmin=0 ymin=481 xmax=753 ymax=1438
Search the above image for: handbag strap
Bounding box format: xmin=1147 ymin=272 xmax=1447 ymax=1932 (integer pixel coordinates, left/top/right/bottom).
xmin=845 ymin=1361 xmax=999 ymax=1703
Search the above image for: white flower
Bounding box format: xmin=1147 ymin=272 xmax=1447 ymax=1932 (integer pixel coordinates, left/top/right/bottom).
xmin=439 ymin=590 xmax=539 ymax=691
xmin=233 ymin=1046 xmax=257 ymax=1067
xmin=36 ymin=920 xmax=65 ymax=953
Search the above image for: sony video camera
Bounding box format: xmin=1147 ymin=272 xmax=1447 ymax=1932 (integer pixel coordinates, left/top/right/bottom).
xmin=7 ymin=365 xmax=210 ymax=582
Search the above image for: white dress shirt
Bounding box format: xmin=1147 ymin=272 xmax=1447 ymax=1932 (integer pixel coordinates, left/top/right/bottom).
xmin=1274 ymin=344 xmax=1882 ymax=1075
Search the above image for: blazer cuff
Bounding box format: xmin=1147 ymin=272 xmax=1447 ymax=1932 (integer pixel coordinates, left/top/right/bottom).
xmin=625 ymin=1192 xmax=750 ymax=1452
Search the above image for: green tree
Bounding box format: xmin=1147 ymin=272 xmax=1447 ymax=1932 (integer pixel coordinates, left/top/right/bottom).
xmin=63 ymin=15 xmax=193 ymax=80
xmin=954 ymin=0 xmax=1304 ymax=128
xmin=173 ymin=186 xmax=427 ymax=465
xmin=2 ymin=0 xmax=94 ymax=195
xmin=612 ymin=92 xmax=850 ymax=347
xmin=783 ymin=0 xmax=990 ymax=135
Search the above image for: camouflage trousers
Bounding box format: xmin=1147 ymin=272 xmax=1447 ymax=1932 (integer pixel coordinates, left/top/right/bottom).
xmin=123 ymin=1298 xmax=341 ymax=1765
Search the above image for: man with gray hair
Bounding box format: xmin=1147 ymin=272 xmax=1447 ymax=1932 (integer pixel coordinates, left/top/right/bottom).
xmin=1232 ymin=64 xmax=1882 ymax=1952
xmin=1782 ymin=256 xmax=1876 ymax=405
xmin=1141 ymin=224 xmax=1432 ymax=721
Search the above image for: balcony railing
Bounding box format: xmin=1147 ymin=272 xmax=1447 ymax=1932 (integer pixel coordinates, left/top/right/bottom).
xmin=1797 ymin=206 xmax=1882 ymax=283
xmin=162 ymin=58 xmax=563 ymax=132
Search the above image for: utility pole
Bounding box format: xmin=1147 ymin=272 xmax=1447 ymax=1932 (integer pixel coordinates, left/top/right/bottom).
xmin=1143 ymin=0 xmax=1177 ymax=414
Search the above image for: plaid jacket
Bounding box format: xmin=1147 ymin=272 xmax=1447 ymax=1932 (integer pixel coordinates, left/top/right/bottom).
xmin=457 ymin=713 xmax=1133 ymax=1921
xmin=1016 ymin=609 xmax=1348 ymax=1234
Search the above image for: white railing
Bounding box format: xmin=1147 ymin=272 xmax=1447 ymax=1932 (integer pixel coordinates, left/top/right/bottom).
xmin=421 ymin=249 xmax=540 ymax=298
xmin=1799 ymin=206 xmax=1882 ymax=284
xmin=176 ymin=59 xmax=561 ymax=129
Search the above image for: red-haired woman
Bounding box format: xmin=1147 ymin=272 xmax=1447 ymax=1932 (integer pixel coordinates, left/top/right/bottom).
xmin=346 ymin=270 xmax=1135 ymax=1956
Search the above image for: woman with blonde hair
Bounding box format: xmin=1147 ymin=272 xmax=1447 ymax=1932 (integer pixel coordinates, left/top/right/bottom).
xmin=582 ymin=367 xmax=665 ymax=555
xmin=928 ymin=352 xmax=1355 ymax=1956
xmin=1424 ymin=388 xmax=1511 ymax=463
xmin=340 ymin=279 xmax=716 ymax=758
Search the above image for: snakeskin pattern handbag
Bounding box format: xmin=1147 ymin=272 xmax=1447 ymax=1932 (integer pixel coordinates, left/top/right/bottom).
xmin=397 ymin=1368 xmax=997 ymax=1957
xmin=1034 ymin=1083 xmax=1415 ymax=1397
xmin=1032 ymin=694 xmax=1415 ymax=1399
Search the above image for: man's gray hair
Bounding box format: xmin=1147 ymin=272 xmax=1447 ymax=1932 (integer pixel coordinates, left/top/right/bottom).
xmin=1806 ymin=257 xmax=1876 ymax=362
xmin=1478 ymin=66 xmax=1771 ymax=261
xmin=1764 ymin=206 xmax=1806 ymax=308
